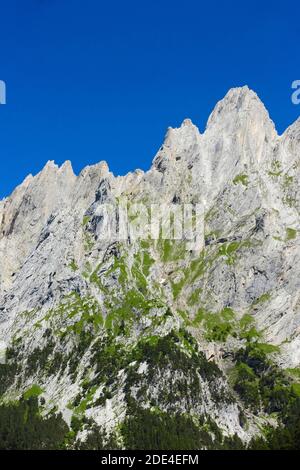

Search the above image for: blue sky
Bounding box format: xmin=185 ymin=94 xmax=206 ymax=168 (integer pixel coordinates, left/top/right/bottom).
xmin=0 ymin=0 xmax=299 ymax=198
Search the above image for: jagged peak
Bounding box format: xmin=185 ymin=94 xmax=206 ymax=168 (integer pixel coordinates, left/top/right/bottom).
xmin=35 ymin=160 xmax=61 ymax=180
xmin=166 ymin=118 xmax=200 ymax=134
xmin=33 ymin=160 xmax=75 ymax=179
xmin=78 ymin=160 xmax=110 ymax=179
xmin=280 ymin=117 xmax=300 ymax=158
xmin=59 ymin=160 xmax=75 ymax=176
xmin=206 ymin=85 xmax=276 ymax=134
xmin=42 ymin=160 xmax=59 ymax=171
xmin=282 ymin=116 xmax=300 ymax=138
xmin=2 ymin=87 xmax=295 ymax=202
xmin=180 ymin=118 xmax=197 ymax=128
xmin=163 ymin=119 xmax=200 ymax=148
xmin=3 ymin=173 xmax=34 ymax=202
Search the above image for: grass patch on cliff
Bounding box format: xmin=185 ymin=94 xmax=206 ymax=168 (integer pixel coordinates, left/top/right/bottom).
xmin=69 ymin=259 xmax=78 ymax=272
xmin=159 ymin=239 xmax=187 ymax=263
xmin=171 ymin=252 xmax=206 ymax=300
xmin=286 ymin=227 xmax=297 ymax=240
xmin=218 ymin=241 xmax=241 ymax=265
xmin=45 ymin=293 xmax=104 ymax=337
xmin=23 ymin=385 xmax=44 ymax=400
xmin=104 ymin=289 xmax=165 ymax=335
xmin=203 ymin=307 xmax=236 ymax=342
xmin=233 ymin=174 xmax=249 ymax=186
xmin=252 ymin=292 xmax=271 ymax=306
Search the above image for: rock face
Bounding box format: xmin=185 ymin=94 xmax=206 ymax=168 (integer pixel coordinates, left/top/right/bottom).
xmin=0 ymin=86 xmax=300 ymax=449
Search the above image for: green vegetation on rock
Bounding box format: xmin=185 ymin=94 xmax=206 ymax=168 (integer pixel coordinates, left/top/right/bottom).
xmin=286 ymin=227 xmax=297 ymax=240
xmin=233 ymin=174 xmax=249 ymax=187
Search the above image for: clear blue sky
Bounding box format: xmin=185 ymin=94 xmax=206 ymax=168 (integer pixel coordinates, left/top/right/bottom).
xmin=0 ymin=0 xmax=299 ymax=198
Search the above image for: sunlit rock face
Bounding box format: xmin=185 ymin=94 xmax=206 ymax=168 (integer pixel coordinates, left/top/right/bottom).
xmin=0 ymin=86 xmax=300 ymax=448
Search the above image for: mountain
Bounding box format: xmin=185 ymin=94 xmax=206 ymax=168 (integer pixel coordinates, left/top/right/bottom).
xmin=1 ymin=86 xmax=300 ymax=450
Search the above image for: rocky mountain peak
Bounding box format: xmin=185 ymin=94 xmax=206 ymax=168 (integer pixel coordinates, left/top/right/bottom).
xmin=206 ymin=86 xmax=277 ymax=143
